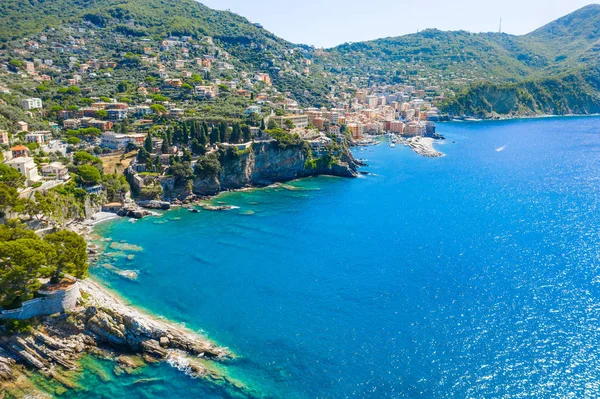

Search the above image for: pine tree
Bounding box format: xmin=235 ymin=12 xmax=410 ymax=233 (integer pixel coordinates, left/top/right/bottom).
xmin=260 ymin=119 xmax=266 ymax=131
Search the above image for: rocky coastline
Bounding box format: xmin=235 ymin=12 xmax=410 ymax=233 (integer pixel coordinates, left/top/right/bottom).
xmin=0 ymin=278 xmax=250 ymax=398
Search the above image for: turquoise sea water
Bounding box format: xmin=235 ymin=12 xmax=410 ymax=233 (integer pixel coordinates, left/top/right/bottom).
xmin=72 ymin=117 xmax=600 ymax=398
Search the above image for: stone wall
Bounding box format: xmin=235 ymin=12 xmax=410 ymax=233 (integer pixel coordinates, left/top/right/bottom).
xmin=0 ymin=282 xmax=81 ymax=320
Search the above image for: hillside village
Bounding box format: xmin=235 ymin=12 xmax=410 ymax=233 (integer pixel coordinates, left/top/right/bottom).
xmin=0 ymin=20 xmax=441 ymax=217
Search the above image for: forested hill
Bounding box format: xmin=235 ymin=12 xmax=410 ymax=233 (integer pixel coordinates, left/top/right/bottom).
xmin=1 ymin=0 xmax=600 ymax=118
xmin=319 ymin=4 xmax=600 ymax=117
xmin=0 ymin=0 xmax=335 ymax=108
xmin=0 ymin=0 xmax=282 ymax=45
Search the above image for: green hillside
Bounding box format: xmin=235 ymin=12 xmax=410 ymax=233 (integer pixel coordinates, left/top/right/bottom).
xmin=1 ymin=0 xmax=600 ymax=118
xmin=0 ymin=0 xmax=334 ymax=108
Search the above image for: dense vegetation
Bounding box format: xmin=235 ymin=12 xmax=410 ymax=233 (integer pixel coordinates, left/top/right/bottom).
xmin=0 ymin=221 xmax=88 ymax=309
xmin=439 ymin=67 xmax=600 ymax=117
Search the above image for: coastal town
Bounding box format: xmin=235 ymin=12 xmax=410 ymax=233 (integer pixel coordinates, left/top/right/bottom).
xmin=0 ymin=6 xmax=447 ymax=398
xmin=0 ymin=25 xmax=445 ymax=210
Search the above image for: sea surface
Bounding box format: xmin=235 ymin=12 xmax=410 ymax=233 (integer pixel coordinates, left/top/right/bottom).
xmin=67 ymin=117 xmax=600 ymax=398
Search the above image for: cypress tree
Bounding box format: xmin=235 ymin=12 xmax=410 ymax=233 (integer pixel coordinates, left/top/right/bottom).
xmin=230 ymin=123 xmax=241 ymax=143
xmin=219 ymin=122 xmax=228 ymax=143
xmin=161 ymin=136 xmax=170 ymax=154
xmin=242 ymin=125 xmax=251 ymax=142
xmin=210 ymin=126 xmax=220 ymax=144
xmin=182 ymin=123 xmax=189 ymax=144
xmin=199 ymin=130 xmax=208 ymax=146
xmin=144 ymin=133 xmax=153 ymax=153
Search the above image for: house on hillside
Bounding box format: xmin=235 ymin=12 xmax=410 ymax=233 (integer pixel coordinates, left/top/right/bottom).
xmin=5 ymin=156 xmax=40 ymax=186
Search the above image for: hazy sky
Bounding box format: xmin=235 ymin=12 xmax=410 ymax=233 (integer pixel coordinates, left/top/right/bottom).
xmin=199 ymin=0 xmax=598 ymax=48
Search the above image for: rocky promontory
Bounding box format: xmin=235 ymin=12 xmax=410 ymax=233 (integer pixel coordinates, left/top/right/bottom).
xmin=0 ymin=280 xmax=249 ymax=398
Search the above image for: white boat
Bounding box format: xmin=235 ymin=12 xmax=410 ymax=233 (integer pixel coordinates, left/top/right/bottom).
xmin=390 ymin=143 xmax=396 ymax=148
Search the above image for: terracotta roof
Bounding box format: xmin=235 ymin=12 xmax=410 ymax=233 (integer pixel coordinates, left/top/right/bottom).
xmin=11 ymin=145 xmax=27 ymax=151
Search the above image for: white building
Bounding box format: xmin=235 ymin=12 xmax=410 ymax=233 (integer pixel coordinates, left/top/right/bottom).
xmin=5 ymin=157 xmax=41 ymax=186
xmin=21 ymin=98 xmax=43 ymax=110
xmin=100 ymin=132 xmax=146 ymax=150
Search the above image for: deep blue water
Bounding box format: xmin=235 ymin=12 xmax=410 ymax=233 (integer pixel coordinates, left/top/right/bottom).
xmin=79 ymin=117 xmax=600 ymax=398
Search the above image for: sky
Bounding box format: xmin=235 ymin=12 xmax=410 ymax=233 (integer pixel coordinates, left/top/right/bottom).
xmin=199 ymin=0 xmax=599 ymax=48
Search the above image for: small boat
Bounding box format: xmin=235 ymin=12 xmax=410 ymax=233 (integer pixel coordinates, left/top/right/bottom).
xmin=390 ymin=143 xmax=396 ymax=148
xmin=188 ymin=208 xmax=200 ymax=213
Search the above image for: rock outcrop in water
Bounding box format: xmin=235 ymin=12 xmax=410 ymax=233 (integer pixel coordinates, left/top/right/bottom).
xmin=192 ymin=141 xmax=359 ymax=196
xmin=0 ymin=280 xmax=248 ymax=397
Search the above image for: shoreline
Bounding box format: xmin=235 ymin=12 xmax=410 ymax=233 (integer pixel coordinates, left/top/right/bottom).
xmin=0 ymin=213 xmax=255 ymax=398
xmin=0 ymin=274 xmax=248 ymax=398
xmin=443 ymin=112 xmax=600 ymax=123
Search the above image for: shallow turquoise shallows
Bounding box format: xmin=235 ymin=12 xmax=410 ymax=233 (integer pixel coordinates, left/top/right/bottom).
xmin=76 ymin=116 xmax=600 ymax=398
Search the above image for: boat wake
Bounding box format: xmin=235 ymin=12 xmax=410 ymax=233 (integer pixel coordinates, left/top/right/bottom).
xmin=495 ymin=143 xmax=509 ymax=152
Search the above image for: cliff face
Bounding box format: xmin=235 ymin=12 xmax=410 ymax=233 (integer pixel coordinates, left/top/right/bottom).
xmin=192 ymin=141 xmax=358 ymax=196
xmin=439 ymin=68 xmax=600 ymax=118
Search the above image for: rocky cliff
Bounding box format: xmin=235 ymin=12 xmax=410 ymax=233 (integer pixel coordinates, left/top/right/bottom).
xmin=192 ymin=141 xmax=359 ymax=196
xmin=0 ymin=279 xmax=250 ymax=398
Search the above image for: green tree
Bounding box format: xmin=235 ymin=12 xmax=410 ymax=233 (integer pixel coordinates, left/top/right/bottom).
xmin=95 ymin=110 xmax=108 ymax=119
xmin=76 ymin=165 xmax=102 ymax=185
xmin=73 ymin=151 xmax=102 ymax=166
xmin=144 ymin=133 xmax=153 ymax=153
xmin=102 ymin=173 xmax=129 ymax=201
xmin=44 ymin=231 xmax=88 ymax=282
xmin=284 ymin=119 xmax=295 ymax=130
xmin=230 ymin=123 xmax=241 ymax=143
xmin=242 ymin=125 xmax=252 ymax=142
xmin=219 ymin=122 xmax=229 ymax=143
xmin=191 ymin=138 xmax=205 ymax=155
xmin=210 ymin=126 xmax=220 ymax=144
xmin=161 ymin=136 xmax=170 ymax=154
xmin=0 ymin=239 xmax=55 ymax=307
xmin=194 ymin=154 xmax=222 ymax=179
xmin=0 ymin=164 xmax=25 ymax=188
xmin=117 ymin=81 xmax=130 ymax=93
xmin=169 ymin=162 xmax=193 ymax=185
xmin=150 ymin=104 xmax=167 ymax=115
